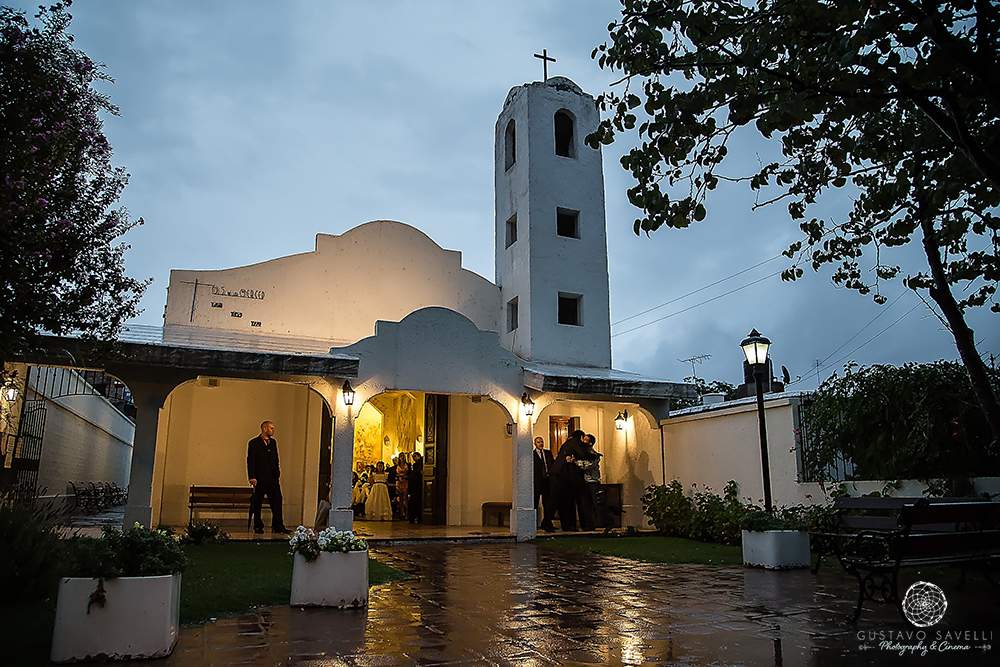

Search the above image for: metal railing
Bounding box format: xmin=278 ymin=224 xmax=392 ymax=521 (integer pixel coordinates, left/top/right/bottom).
xmin=116 ymin=324 xmax=355 ymax=358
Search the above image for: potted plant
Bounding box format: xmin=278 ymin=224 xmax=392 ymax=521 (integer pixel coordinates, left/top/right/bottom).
xmin=289 ymin=525 xmax=369 ymax=608
xmin=740 ymin=507 xmax=811 ymax=569
xmin=51 ymin=523 xmax=187 ymax=663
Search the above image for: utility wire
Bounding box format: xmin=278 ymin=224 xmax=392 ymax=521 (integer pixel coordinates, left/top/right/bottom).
xmin=814 ymin=290 xmax=909 ymax=368
xmin=808 ymin=301 xmax=922 ymax=381
xmin=611 ymin=270 xmax=783 ymax=338
xmin=613 ymin=255 xmax=783 ymax=326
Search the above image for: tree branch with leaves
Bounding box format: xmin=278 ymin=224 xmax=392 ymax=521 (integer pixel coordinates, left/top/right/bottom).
xmin=589 ymin=0 xmax=1000 ymax=443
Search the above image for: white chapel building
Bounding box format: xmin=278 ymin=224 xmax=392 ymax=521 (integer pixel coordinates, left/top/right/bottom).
xmin=140 ymin=77 xmax=695 ymax=539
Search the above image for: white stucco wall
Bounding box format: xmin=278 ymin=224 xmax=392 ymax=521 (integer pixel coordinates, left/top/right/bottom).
xmin=663 ymin=399 xmax=801 ymax=506
xmin=30 ymin=370 xmax=135 ymax=496
xmin=150 ymin=378 xmax=324 ymax=527
xmin=495 ymin=77 xmax=612 ymax=368
xmin=163 ymin=220 xmax=501 ymax=345
xmin=447 ymin=396 xmax=513 ymax=526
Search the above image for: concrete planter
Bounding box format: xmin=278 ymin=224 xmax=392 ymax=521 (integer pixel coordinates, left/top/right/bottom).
xmin=290 ymin=551 xmax=368 ymax=608
xmin=742 ymin=529 xmax=811 ymax=569
xmin=50 ymin=573 xmax=181 ymax=663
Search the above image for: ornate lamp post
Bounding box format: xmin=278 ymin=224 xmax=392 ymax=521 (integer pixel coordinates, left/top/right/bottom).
xmin=741 ymin=328 xmax=773 ymax=512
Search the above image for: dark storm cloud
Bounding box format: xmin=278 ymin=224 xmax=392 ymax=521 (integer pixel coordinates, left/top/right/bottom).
xmin=16 ymin=0 xmax=996 ymax=385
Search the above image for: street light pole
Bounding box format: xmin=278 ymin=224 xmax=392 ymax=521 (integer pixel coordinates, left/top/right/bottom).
xmin=753 ymin=364 xmax=773 ymax=513
xmin=741 ymin=328 xmax=774 ymax=513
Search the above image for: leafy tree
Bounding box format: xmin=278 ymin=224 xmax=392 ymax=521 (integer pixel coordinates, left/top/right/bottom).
xmin=801 ymin=361 xmax=1000 ymax=487
xmin=672 ymin=375 xmax=738 ymax=409
xmin=588 ymin=1 xmax=1000 ymax=443
xmin=0 ymin=2 xmax=147 ymax=379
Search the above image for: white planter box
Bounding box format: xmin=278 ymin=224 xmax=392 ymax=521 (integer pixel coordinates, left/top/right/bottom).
xmin=290 ymin=551 xmax=368 ymax=608
xmin=742 ymin=529 xmax=811 ymax=569
xmin=51 ymin=573 xmax=181 ymax=663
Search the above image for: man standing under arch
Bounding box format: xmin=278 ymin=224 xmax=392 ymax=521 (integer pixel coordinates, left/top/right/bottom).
xmin=247 ymin=420 xmax=289 ymax=535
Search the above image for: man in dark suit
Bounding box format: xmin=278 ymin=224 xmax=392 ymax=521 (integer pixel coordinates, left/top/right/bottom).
xmin=408 ymin=451 xmax=424 ymax=523
xmin=247 ymin=420 xmax=288 ymax=534
xmin=550 ymin=429 xmax=587 ymax=531
xmin=532 ymin=436 xmax=556 ymax=531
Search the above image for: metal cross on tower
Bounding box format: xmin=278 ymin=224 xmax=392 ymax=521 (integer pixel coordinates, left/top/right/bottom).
xmin=533 ymin=49 xmax=556 ymax=81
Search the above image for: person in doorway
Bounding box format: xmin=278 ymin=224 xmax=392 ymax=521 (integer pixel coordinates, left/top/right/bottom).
xmin=550 ymin=430 xmax=586 ymax=531
xmin=578 ymin=434 xmax=608 ymax=531
xmin=365 ymin=461 xmax=393 ymax=521
xmin=533 ymin=436 xmax=555 ymax=532
xmin=395 ymin=457 xmax=410 ymax=520
xmin=247 ymin=420 xmax=288 ymax=534
xmin=387 ymin=456 xmax=398 ymax=516
xmin=408 ymin=451 xmax=424 ymax=523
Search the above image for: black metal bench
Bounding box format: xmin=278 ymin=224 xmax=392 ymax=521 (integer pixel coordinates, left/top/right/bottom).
xmin=189 ymin=485 xmax=258 ymax=527
xmin=820 ymin=497 xmax=1000 ymax=624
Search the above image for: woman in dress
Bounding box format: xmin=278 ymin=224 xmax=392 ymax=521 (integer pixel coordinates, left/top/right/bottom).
xmin=365 ymin=460 xmax=393 ymax=521
xmin=395 ymin=458 xmax=410 ymax=520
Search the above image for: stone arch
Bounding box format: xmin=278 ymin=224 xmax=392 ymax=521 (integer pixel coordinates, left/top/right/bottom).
xmin=554 ymin=108 xmax=576 ymax=158
xmin=504 ymin=118 xmax=516 ymax=170
xmin=152 ymin=375 xmax=333 ymax=529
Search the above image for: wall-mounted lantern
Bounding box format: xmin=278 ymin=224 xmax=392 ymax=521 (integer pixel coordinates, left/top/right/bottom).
xmin=615 ymin=409 xmax=629 ymax=430
xmin=521 ymin=392 xmax=535 ymax=417
xmin=341 ymin=379 xmax=355 ymax=407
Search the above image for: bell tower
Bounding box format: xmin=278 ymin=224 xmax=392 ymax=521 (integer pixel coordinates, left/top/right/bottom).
xmin=494 ymin=76 xmax=611 ymax=368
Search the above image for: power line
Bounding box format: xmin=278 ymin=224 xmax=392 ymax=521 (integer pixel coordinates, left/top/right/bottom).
xmin=808 ymin=302 xmax=922 ymax=381
xmin=611 ymin=270 xmax=783 ymax=338
xmin=612 ymin=255 xmax=783 ymax=326
xmin=814 ymin=290 xmax=909 ymax=367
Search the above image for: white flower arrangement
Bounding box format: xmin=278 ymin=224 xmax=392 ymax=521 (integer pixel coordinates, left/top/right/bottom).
xmin=316 ymin=526 xmax=368 ymax=553
xmin=288 ymin=525 xmax=367 ymax=561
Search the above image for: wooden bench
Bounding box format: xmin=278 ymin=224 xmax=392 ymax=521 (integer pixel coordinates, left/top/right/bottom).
xmin=189 ymin=486 xmax=260 ymax=527
xmin=482 ymin=501 xmax=512 ymax=528
xmin=818 ymin=497 xmax=1000 ymax=624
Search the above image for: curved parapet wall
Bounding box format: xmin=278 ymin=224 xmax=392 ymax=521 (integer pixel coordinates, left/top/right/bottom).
xmin=164 ymin=220 xmax=501 ymax=345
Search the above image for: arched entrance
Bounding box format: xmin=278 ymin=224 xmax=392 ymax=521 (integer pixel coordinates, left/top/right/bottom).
xmin=151 ymin=376 xmax=333 ymax=532
xmin=350 ymin=390 xmax=515 ymax=537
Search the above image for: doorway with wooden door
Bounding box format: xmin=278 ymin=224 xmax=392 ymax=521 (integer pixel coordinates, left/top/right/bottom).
xmin=548 ymin=415 xmax=580 ymax=455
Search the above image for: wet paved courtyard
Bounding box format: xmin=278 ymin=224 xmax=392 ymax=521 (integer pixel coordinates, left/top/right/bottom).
xmin=159 ymin=542 xmax=997 ymax=666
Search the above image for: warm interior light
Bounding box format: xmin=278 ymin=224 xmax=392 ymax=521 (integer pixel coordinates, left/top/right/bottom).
xmin=740 ymin=329 xmax=771 ymax=367
xmin=615 ymin=409 xmax=629 ymax=430
xmin=4 ymin=386 xmax=18 ymax=402
xmin=521 ymin=392 xmax=534 ymax=416
xmin=341 ymin=379 xmax=355 ymax=406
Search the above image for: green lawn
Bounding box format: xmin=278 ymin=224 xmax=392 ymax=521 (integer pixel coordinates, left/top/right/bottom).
xmin=180 ymin=542 xmax=408 ymax=623
xmin=537 ymin=535 xmax=742 ymax=566
xmin=4 ymin=542 xmax=408 ymax=665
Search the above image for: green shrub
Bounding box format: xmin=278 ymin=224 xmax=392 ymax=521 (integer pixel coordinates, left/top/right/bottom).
xmin=0 ymin=492 xmax=65 ymax=603
xmin=643 ymin=481 xmax=835 ymax=545
xmin=641 ymin=480 xmax=693 ymax=537
xmin=183 ymin=520 xmax=230 ymax=545
xmin=64 ymin=523 xmax=187 ymax=578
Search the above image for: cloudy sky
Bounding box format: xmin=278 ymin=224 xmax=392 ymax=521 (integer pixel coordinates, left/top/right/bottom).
xmin=20 ymin=0 xmax=996 ymax=387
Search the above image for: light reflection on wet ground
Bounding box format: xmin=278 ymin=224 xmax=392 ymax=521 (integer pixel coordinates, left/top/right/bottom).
xmin=155 ymin=542 xmax=996 ymax=666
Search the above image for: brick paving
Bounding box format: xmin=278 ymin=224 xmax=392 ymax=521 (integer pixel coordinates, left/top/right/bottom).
xmin=153 ymin=542 xmax=996 ymax=666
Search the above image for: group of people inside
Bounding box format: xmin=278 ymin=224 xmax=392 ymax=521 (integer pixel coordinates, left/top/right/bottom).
xmin=351 ymin=451 xmax=424 ymax=523
xmin=534 ymin=429 xmax=612 ymax=532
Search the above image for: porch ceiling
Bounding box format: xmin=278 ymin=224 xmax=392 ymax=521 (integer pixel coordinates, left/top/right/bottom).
xmin=522 ymin=362 xmax=696 ymax=400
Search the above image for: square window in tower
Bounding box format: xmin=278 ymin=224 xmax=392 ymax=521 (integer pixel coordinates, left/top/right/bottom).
xmin=556 ymin=208 xmax=579 ymax=238
xmin=507 ymin=296 xmax=519 ymax=332
xmin=557 ymin=292 xmax=582 ymax=326
xmin=505 ymin=213 xmax=517 ymax=248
